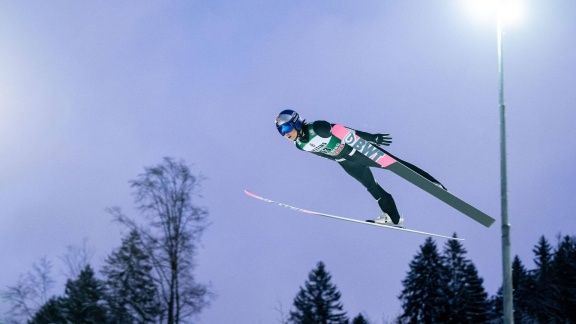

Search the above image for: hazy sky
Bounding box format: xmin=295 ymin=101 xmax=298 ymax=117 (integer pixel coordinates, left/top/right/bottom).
xmin=1 ymin=1 xmax=575 ymax=322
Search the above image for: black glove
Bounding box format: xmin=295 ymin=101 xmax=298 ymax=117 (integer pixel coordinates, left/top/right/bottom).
xmin=372 ymin=133 xmax=392 ymax=146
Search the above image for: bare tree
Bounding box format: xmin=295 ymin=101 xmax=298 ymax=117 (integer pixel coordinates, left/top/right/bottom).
xmin=2 ymin=257 xmax=55 ymax=323
xmin=274 ymin=300 xmax=289 ymax=324
xmin=108 ymin=157 xmax=212 ymax=323
xmin=59 ymin=238 xmax=95 ymax=279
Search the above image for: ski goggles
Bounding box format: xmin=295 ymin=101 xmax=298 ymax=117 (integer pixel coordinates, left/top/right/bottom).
xmin=277 ymin=123 xmax=295 ymax=136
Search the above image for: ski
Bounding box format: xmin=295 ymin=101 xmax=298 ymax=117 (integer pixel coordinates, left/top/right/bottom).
xmin=244 ymin=190 xmax=463 ymax=241
xmin=331 ymin=124 xmax=496 ymax=228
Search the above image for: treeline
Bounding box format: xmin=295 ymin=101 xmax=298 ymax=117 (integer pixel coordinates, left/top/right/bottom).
xmin=2 ymin=158 xmax=213 ymax=324
xmin=3 ymin=158 xmax=575 ymax=323
xmin=284 ymin=234 xmax=576 ymax=324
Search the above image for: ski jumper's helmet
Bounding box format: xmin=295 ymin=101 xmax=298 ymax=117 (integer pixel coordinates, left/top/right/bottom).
xmin=275 ymin=110 xmax=303 ymax=136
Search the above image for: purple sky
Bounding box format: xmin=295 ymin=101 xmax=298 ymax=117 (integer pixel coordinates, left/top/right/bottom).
xmin=1 ymin=1 xmax=575 ymax=322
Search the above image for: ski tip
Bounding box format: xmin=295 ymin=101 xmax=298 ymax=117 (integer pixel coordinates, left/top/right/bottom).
xmin=243 ymin=189 xmax=257 ymax=198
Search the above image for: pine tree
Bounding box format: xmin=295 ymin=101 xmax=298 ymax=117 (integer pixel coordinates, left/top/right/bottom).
xmin=533 ymin=236 xmax=553 ymax=276
xmin=490 ymin=252 xmax=558 ymax=323
xmin=351 ymin=313 xmax=369 ymax=324
xmin=529 ymin=236 xmax=563 ymax=322
xmin=442 ymin=236 xmax=468 ymax=322
xmin=61 ymin=265 xmax=108 ymax=323
xmin=510 ymin=255 xmax=536 ymax=323
xmin=488 ymin=286 xmax=503 ymax=323
xmin=442 ymin=236 xmax=489 ymax=323
xmin=289 ymin=261 xmax=348 ymax=324
xmin=101 ymin=229 xmax=161 ymax=323
xmin=551 ymin=235 xmax=576 ymax=322
xmin=28 ymin=297 xmax=66 ymax=324
xmin=399 ymin=237 xmax=449 ymax=323
xmin=490 ymin=236 xmax=576 ymax=323
xmin=461 ymin=263 xmax=490 ymax=322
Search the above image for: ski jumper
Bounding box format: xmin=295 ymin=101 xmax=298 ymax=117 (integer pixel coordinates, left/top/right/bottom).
xmin=295 ymin=120 xmax=444 ymax=223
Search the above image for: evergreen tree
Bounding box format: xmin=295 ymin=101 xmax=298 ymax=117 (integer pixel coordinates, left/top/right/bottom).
xmin=289 ymin=261 xmax=348 ymax=324
xmin=488 ymin=286 xmax=503 ymax=323
xmin=28 ymin=297 xmax=66 ymax=324
xmin=490 ymin=252 xmax=562 ymax=323
xmin=101 ymin=229 xmax=161 ymax=323
xmin=399 ymin=237 xmax=449 ymax=323
xmin=533 ymin=235 xmax=554 ymax=277
xmin=496 ymin=255 xmax=537 ymax=323
xmin=510 ymin=255 xmax=537 ymax=323
xmin=461 ymin=263 xmax=490 ymax=322
xmin=529 ymin=236 xmax=563 ymax=322
xmin=442 ymin=236 xmax=468 ymax=322
xmin=442 ymin=236 xmax=489 ymax=323
xmin=351 ymin=313 xmax=369 ymax=324
xmin=551 ymin=235 xmax=576 ymax=322
xmin=62 ymin=265 xmax=108 ymax=323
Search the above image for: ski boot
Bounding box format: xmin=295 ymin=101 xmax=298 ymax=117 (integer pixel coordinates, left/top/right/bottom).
xmin=372 ymin=213 xmax=404 ymax=227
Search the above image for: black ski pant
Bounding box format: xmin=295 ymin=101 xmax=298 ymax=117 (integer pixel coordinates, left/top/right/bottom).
xmin=337 ymin=149 xmax=444 ymax=224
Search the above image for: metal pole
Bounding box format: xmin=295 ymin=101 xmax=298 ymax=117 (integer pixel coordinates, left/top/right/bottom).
xmin=497 ymin=8 xmax=514 ymax=324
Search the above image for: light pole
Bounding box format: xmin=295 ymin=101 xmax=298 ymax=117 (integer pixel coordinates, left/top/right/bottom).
xmin=465 ymin=1 xmax=518 ymax=322
xmin=497 ymin=5 xmax=514 ymax=323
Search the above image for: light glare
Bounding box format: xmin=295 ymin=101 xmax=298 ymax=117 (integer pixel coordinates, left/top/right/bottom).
xmin=466 ymin=0 xmax=524 ymax=25
xmin=500 ymin=2 xmax=525 ymax=25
